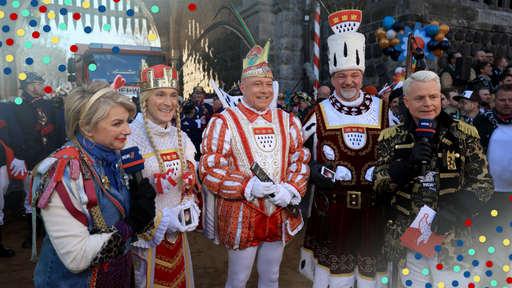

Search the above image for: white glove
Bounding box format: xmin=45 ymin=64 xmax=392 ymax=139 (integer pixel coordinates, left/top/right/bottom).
xmin=182 ymin=200 xmax=200 ymax=232
xmin=269 ymin=184 xmax=293 ymax=207
xmin=250 ymin=177 xmax=275 ymax=198
xmin=167 ymin=205 xmax=188 ymax=233
xmin=10 ymin=158 xmax=27 ymax=177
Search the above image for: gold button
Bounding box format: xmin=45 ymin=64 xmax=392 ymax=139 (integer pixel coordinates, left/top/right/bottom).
xmin=351 ymin=201 xmax=357 ymax=206
xmin=388 ymin=220 xmax=393 ymax=225
xmin=333 ymin=200 xmax=337 ymax=204
xmin=332 ymin=194 xmax=336 ymax=198
xmin=351 ymin=194 xmax=357 ymax=199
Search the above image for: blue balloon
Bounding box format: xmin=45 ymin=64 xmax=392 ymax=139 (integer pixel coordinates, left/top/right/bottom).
xmin=382 ymin=16 xmax=395 ymax=31
xmin=392 ymin=22 xmax=404 ymax=32
xmin=439 ymin=40 xmax=450 ymax=51
xmin=427 ymin=40 xmax=440 ymax=51
xmin=428 ymin=25 xmax=440 ymax=37
xmin=383 ymin=46 xmax=394 ymax=56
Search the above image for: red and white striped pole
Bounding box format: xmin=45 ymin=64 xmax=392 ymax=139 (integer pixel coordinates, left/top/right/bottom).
xmin=313 ymin=1 xmax=321 ymax=93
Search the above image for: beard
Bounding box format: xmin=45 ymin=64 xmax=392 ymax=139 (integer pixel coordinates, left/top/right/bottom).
xmin=339 ymin=84 xmax=358 ymax=100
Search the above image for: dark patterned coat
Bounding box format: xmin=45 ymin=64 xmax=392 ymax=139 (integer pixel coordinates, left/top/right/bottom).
xmin=372 ymin=111 xmax=494 ymax=269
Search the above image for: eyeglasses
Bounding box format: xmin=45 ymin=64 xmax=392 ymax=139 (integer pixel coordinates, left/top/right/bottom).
xmin=459 ymin=100 xmax=473 ymax=105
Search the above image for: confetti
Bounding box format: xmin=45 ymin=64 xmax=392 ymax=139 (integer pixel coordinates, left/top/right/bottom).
xmin=6 ymin=38 xmax=13 ymax=46
xmin=504 ymin=239 xmax=510 ymax=246
xmin=415 ymin=253 xmax=422 ymax=260
xmin=422 ymin=269 xmax=429 ymax=275
xmin=39 ymin=6 xmax=47 ymax=13
xmin=151 ymin=6 xmax=159 ymax=13
xmin=60 ymin=8 xmax=67 ymax=15
xmin=465 ymin=220 xmax=472 ymax=226
xmin=473 ymin=276 xmax=480 ymax=283
xmin=22 ymin=9 xmax=30 ymax=17
xmin=456 ymin=240 xmax=464 ymax=246
xmin=84 ymin=26 xmax=92 ymax=33
xmin=70 ymin=45 xmax=78 ymax=52
xmin=24 ymin=41 xmax=32 ymax=48
xmin=486 ymin=270 xmax=492 ymax=277
xmin=189 ymin=3 xmax=196 ymax=11
xmin=58 ymin=65 xmax=66 ymax=72
xmin=479 ymin=235 xmax=486 ymax=243
xmin=504 ymin=265 xmax=510 ymax=272
xmin=88 ymin=63 xmax=97 ymax=71
xmin=44 ymin=86 xmax=52 ymax=93
xmin=437 ymin=282 xmax=444 ymax=288
xmin=5 ymin=55 xmax=13 ymax=62
xmin=436 ymin=263 xmax=443 ymax=270
xmin=51 ymin=36 xmax=59 ymax=43
xmin=406 ymin=280 xmax=412 ymax=286
xmin=3 ymin=67 xmax=11 ymax=75
xmin=43 ymin=25 xmax=51 ymax=32
xmin=29 ymin=20 xmax=37 ymax=27
xmin=32 ymin=31 xmax=40 ymax=38
xmin=127 ymin=9 xmax=134 ymax=16
xmin=0 ymin=11 xmax=4 ymax=19
xmin=16 ymin=29 xmax=24 ymax=36
xmin=73 ymin=13 xmax=81 ymax=20
xmin=486 ymin=261 xmax=493 ymax=267
xmin=453 ymin=265 xmax=460 ymax=272
xmin=12 ymin=1 xmax=20 ymax=8
xmin=82 ymin=1 xmax=90 ymax=8
xmin=148 ymin=33 xmax=156 ymax=41
xmin=31 ymin=1 xmax=39 ymax=7
xmin=14 ymin=97 xmax=22 ymax=105
xmin=25 ymin=58 xmax=33 ymax=65
xmin=43 ymin=0 xmax=50 ymax=4
xmin=42 ymin=56 xmax=51 ymax=64
xmin=451 ymin=281 xmax=458 ymax=287
xmin=18 ymin=73 xmax=26 ymax=80
xmin=497 ymin=226 xmax=503 ymax=233
xmin=64 ymin=0 xmax=72 ymax=5
xmin=59 ymin=23 xmax=67 ymax=30
xmin=472 ymin=260 xmax=479 ymax=267
xmin=491 ymin=209 xmax=498 ymax=217
xmin=98 ymin=5 xmax=106 ymax=13
xmin=103 ymin=23 xmax=111 ymax=31
xmin=112 ymin=46 xmax=120 ymax=54
xmin=457 ymin=255 xmax=463 ymax=261
xmin=10 ymin=13 xmax=17 ymax=20
xmin=2 ymin=25 xmax=9 ymax=32
xmin=488 ymin=246 xmax=495 ymax=253
xmin=381 ymin=277 xmax=389 ymax=284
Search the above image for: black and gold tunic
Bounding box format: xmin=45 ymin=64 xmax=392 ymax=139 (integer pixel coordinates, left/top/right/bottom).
xmin=372 ymin=111 xmax=494 ymax=269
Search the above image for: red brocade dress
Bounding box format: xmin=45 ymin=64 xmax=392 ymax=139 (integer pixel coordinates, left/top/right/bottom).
xmin=299 ymin=91 xmax=390 ymax=288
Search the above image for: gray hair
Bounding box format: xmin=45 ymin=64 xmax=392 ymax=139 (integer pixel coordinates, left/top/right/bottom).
xmin=403 ymin=71 xmax=440 ymax=98
xmin=65 ymin=80 xmax=136 ymax=140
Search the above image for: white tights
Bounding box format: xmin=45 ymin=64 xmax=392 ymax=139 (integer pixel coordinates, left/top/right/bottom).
xmin=225 ymin=241 xmax=284 ymax=288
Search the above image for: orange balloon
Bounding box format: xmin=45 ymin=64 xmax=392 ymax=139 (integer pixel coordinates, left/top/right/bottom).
xmin=435 ymin=33 xmax=445 ymax=42
xmin=412 ymin=63 xmax=416 ymax=72
xmin=430 ymin=20 xmax=439 ymax=26
xmin=375 ymin=27 xmax=386 ymax=39
xmin=390 ymin=38 xmax=401 ymax=47
xmin=433 ymin=49 xmax=443 ymax=57
xmin=379 ymin=38 xmax=390 ymax=49
xmin=439 ymin=24 xmax=449 ymax=35
xmin=398 ymin=30 xmax=405 ymax=34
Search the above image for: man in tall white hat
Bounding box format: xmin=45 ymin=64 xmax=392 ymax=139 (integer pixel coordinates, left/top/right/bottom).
xmin=298 ymin=7 xmax=390 ymax=288
xmin=200 ymin=41 xmax=310 ymax=288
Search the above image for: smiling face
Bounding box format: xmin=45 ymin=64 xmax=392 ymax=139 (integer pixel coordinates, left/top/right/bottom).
xmin=240 ymin=76 xmax=274 ymax=111
xmin=83 ymin=106 xmax=131 ymax=150
xmin=145 ymin=88 xmax=179 ymax=128
xmin=331 ymin=70 xmax=363 ymax=101
xmin=403 ymin=80 xmax=442 ymax=126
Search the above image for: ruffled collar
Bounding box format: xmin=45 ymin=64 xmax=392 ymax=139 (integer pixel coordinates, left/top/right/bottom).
xmin=333 ymin=90 xmax=364 ymax=107
xmin=237 ymin=100 xmax=272 ymax=122
xmin=329 ymin=91 xmax=372 ymax=116
xmin=134 ymin=113 xmax=173 ymax=138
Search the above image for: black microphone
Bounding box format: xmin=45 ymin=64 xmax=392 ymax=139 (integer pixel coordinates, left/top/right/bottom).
xmin=121 ymin=147 xmax=145 ymax=193
xmin=415 ymin=119 xmax=435 ymax=176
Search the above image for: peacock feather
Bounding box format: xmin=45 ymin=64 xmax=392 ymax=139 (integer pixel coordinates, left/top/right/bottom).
xmin=318 ymin=0 xmax=368 ymax=14
xmin=212 ymin=4 xmax=256 ymax=47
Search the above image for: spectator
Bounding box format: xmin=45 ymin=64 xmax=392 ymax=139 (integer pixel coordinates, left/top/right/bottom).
xmin=476 ymin=86 xmax=492 ymax=113
xmin=10 ymin=72 xmax=58 ymax=248
xmin=475 ymin=61 xmax=494 ymax=93
xmin=0 ymin=102 xmax=24 ymax=258
xmin=373 ymin=70 xmax=493 ymax=288
xmin=506 ymin=64 xmax=512 ymax=76
xmin=493 ymin=56 xmax=508 ymax=76
xmin=470 ymin=50 xmax=487 ymax=80
xmin=181 ymin=100 xmax=202 ymax=161
xmin=363 ymin=85 xmax=378 ymax=97
xmin=442 ymin=87 xmax=461 ymax=119
xmin=32 ymin=80 xmax=156 ymax=287
xmin=277 ymin=93 xmax=286 ymax=109
xmin=498 ymin=72 xmax=512 ymax=86
xmin=388 ymin=87 xmax=402 ymax=126
xmin=440 ymin=52 xmax=462 ymax=89
xmin=316 ymin=85 xmax=331 ymax=102
xmin=441 ymin=91 xmax=450 ymax=111
xmin=191 ymin=85 xmax=214 ymax=131
xmin=212 ymin=95 xmax=224 ymax=113
xmin=454 ymin=90 xmax=482 ymax=125
xmin=378 ymin=83 xmax=392 ymax=102
xmin=485 ymin=50 xmax=494 ymax=65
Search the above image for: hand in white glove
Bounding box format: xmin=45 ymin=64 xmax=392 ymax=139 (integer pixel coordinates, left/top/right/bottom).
xmin=250 ymin=177 xmax=276 ymax=198
xmin=10 ymin=158 xmax=27 ymax=177
xmin=182 ymin=200 xmax=200 ymax=232
xmin=167 ymin=205 xmax=188 ymax=233
xmin=269 ymin=184 xmax=293 ymax=207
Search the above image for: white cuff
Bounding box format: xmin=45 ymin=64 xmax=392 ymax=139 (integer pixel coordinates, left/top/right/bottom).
xmin=244 ymin=177 xmax=256 ymax=201
xmin=280 ymin=183 xmax=301 ymax=205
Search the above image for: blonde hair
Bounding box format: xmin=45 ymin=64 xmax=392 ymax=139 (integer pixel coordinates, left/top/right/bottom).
xmin=65 ymin=80 xmax=136 ymax=140
xmin=403 ymin=71 xmax=441 ymax=98
xmin=139 ymin=89 xmax=185 ymax=179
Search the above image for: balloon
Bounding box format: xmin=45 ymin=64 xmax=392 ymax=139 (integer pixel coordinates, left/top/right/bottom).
xmin=414 ymin=48 xmax=425 ymax=60
xmin=433 ymin=49 xmax=443 ymax=57
xmin=386 ymin=29 xmax=397 ymax=40
xmin=379 ymin=38 xmax=391 ymax=49
xmin=395 ymin=67 xmax=405 ymax=74
xmin=430 ymin=20 xmax=439 ymax=26
xmin=434 ymin=33 xmax=445 ymax=42
xmin=439 ymin=40 xmax=451 ymax=51
xmin=384 ymin=46 xmax=395 ymax=55
xmin=427 ymin=39 xmax=440 ymax=51
xmin=412 ymin=63 xmax=416 ymax=72
xmin=390 ymin=38 xmax=401 ymax=47
xmin=391 ymin=50 xmax=401 ymax=61
xmin=439 ymin=24 xmax=449 ymax=35
xmin=398 ymin=30 xmax=405 ymax=34
xmin=382 ymin=16 xmax=395 ymax=31
xmin=392 ymin=22 xmax=404 ymax=32
xmin=428 ymin=25 xmax=440 ymax=37
xmin=375 ymin=27 xmax=387 ymax=39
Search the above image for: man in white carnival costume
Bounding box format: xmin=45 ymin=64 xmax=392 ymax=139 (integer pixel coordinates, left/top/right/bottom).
xmin=200 ymin=41 xmax=310 ymax=288
xmin=298 ymin=8 xmax=390 ymax=288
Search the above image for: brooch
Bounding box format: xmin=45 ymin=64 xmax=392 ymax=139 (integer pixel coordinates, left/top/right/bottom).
xmin=102 ymin=175 xmax=111 ymax=190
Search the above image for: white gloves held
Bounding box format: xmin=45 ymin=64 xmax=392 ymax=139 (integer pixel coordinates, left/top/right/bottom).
xmin=250 ymin=177 xmax=276 ymax=198
xmin=10 ymin=158 xmax=27 ymax=177
xmin=269 ymin=184 xmax=294 ymax=207
xmin=166 ymin=201 xmax=200 ymax=233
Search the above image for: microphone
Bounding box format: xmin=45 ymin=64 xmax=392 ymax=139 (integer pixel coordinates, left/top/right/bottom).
xmin=415 ymin=119 xmax=435 ymax=176
xmin=121 ymin=146 xmax=145 ymax=193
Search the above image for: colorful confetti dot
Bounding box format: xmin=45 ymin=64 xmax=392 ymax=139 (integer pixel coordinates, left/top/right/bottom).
xmin=473 ymin=276 xmax=480 ymax=282
xmin=44 ymin=86 xmax=52 ymax=93
xmin=51 ymin=36 xmax=59 ymax=44
xmin=486 ymin=269 xmax=493 ymax=277
xmin=73 ymin=13 xmax=81 ymax=20
xmin=112 ymin=46 xmax=120 ymax=54
xmin=507 ymin=277 xmax=512 ymax=284
xmin=12 ymin=1 xmax=20 ymax=8
xmin=415 ymin=253 xmax=422 ymax=260
xmin=402 ymin=269 xmax=409 ymax=275
xmin=43 ymin=25 xmax=51 ymax=32
xmin=59 ymin=23 xmax=67 ymax=30
xmin=0 ymin=11 xmax=4 ymax=18
xmin=47 ymin=11 xmax=55 ymax=19
xmin=25 ymin=58 xmax=33 ymax=65
xmin=103 ymin=23 xmax=111 ymax=31
xmin=5 ymin=55 xmax=13 ymax=62
xmin=6 ymin=38 xmax=13 ymax=46
xmin=425 ymin=284 xmax=432 ymax=288
xmin=3 ymin=67 xmax=11 ymax=75
xmin=454 ymin=265 xmax=461 ymax=272
xmin=422 ymin=269 xmax=429 ymax=275
xmin=188 ymin=3 xmax=196 ymax=11
xmin=488 ymin=246 xmax=495 ymax=253
xmin=14 ymin=97 xmax=23 ymax=105
xmin=0 ymin=0 xmax=5 ymax=5
xmin=436 ymin=263 xmax=443 ymax=270
xmin=58 ymin=65 xmax=66 ymax=72
xmin=486 ymin=261 xmax=493 ymax=267
xmin=497 ymin=226 xmax=503 ymax=233
xmin=98 ymin=5 xmax=106 ymax=13
xmin=2 ymin=25 xmax=9 ymax=32
xmin=504 ymin=239 xmax=510 ymax=246
xmin=84 ymin=26 xmax=92 ymax=33
xmin=16 ymin=29 xmax=24 ymax=36
xmin=437 ymin=282 xmax=444 ymax=288
xmin=32 ymin=31 xmax=40 ymax=38
xmin=148 ymin=33 xmax=156 ymax=41
xmin=82 ymin=1 xmax=90 ymax=8
xmin=88 ymin=63 xmax=97 ymax=71
xmin=39 ymin=6 xmax=47 ymax=13
xmin=457 ymin=255 xmax=463 ymax=261
xmin=406 ymin=280 xmax=413 ymax=286
xmin=0 ymin=41 xmax=2 ymax=47
xmin=21 ymin=9 xmax=30 ymax=17
xmin=381 ymin=277 xmax=389 ymax=284
xmin=451 ymin=280 xmax=458 ymax=287
xmin=464 ymin=271 xmax=471 ymax=278
xmin=465 ymin=219 xmax=472 ymax=226
xmin=29 ymin=20 xmax=37 ymax=27
xmin=18 ymin=73 xmax=26 ymax=80
xmin=10 ymin=13 xmax=17 ymax=20
xmin=151 ymin=5 xmax=159 ymax=13
xmin=491 ymin=209 xmax=498 ymax=217
xmin=468 ymin=249 xmax=476 ymax=256
xmin=24 ymin=41 xmax=32 ymax=48
xmin=490 ymin=280 xmax=497 ymax=287
xmin=64 ymin=0 xmax=72 ymax=5
xmin=435 ymin=245 xmax=441 ymax=252
xmin=472 ymin=260 xmax=479 ymax=266
xmin=31 ymin=0 xmax=38 ymax=7
xmin=126 ymin=9 xmax=134 ymax=16
xmin=60 ymin=8 xmax=67 ymax=15
xmin=43 ymin=0 xmax=50 ymax=4
xmin=456 ymin=240 xmax=464 ymax=246
xmin=504 ymin=265 xmax=510 ymax=272
xmin=70 ymin=45 xmax=78 ymax=52
xmin=42 ymin=56 xmax=51 ymax=64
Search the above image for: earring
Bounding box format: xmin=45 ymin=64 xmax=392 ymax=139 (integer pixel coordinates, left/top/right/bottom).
xmin=83 ymin=136 xmax=96 ymax=149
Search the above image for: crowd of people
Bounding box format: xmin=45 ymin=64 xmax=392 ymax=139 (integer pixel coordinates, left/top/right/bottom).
xmin=0 ymin=14 xmax=511 ymax=288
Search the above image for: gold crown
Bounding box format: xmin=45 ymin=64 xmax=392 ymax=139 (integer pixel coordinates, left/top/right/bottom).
xmin=341 ymin=15 xmax=348 ymax=21
xmin=139 ymin=61 xmax=179 ymax=93
xmin=351 ymin=14 xmax=357 ymax=20
xmin=333 ymin=17 xmax=339 ymax=24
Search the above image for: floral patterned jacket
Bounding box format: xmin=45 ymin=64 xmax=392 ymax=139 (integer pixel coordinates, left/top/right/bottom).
xmin=372 ymin=111 xmax=494 ymax=269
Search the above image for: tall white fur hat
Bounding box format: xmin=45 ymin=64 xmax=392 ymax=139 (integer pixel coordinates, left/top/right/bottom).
xmin=328 ymin=32 xmax=365 ymax=74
